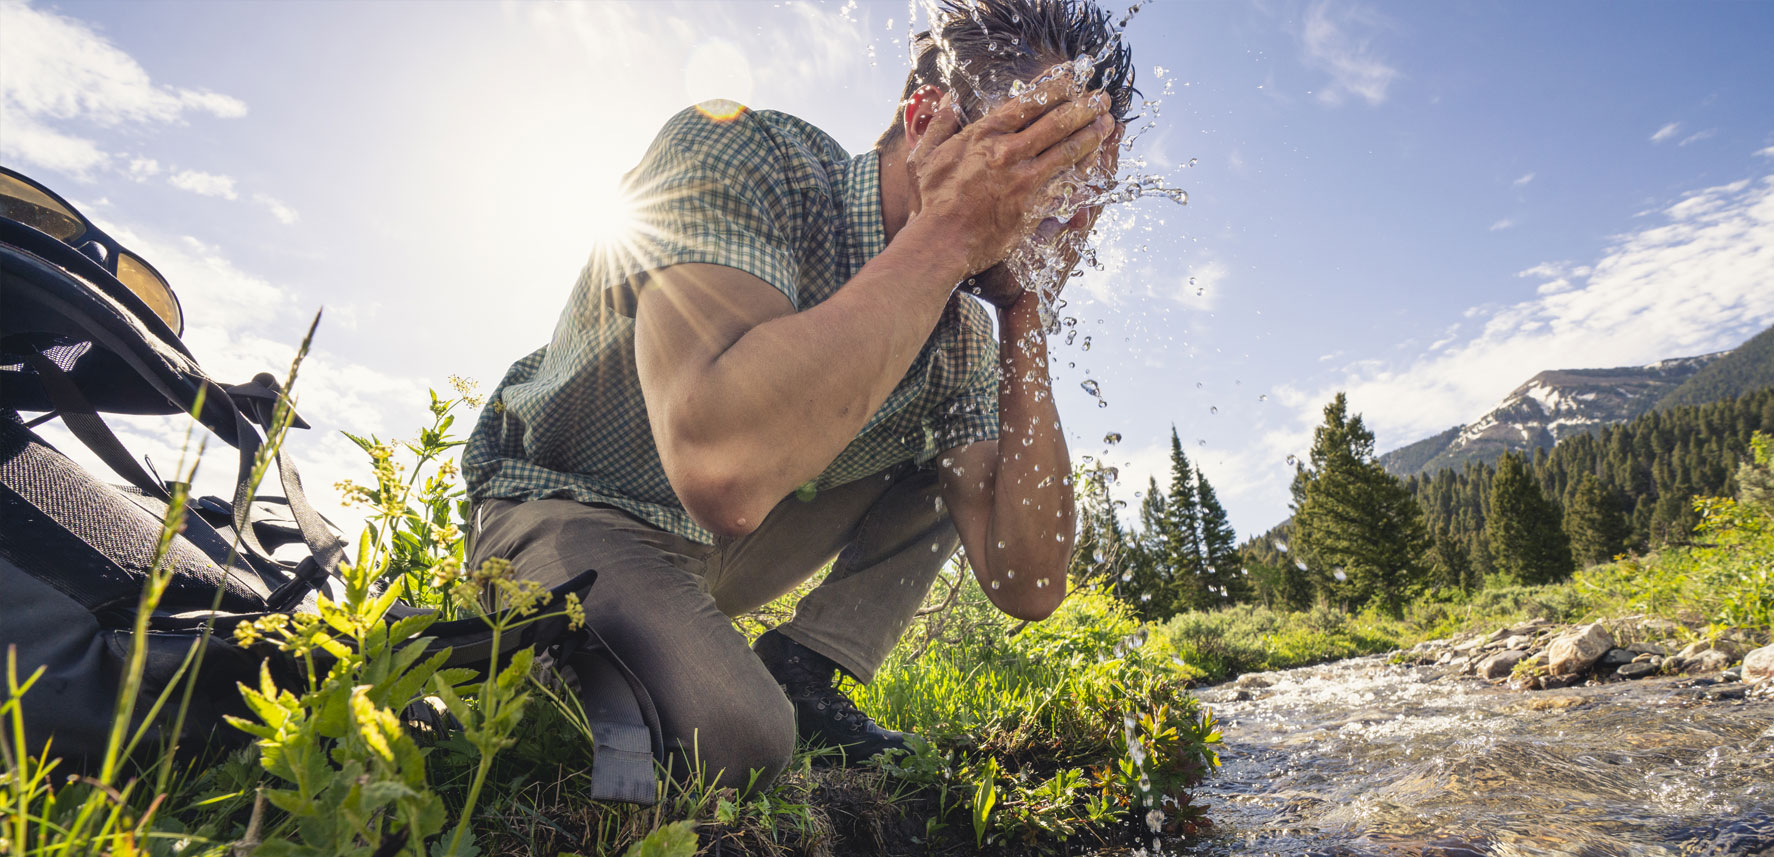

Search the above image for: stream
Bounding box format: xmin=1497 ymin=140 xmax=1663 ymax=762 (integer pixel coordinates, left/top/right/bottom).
xmin=1180 ymin=655 xmax=1774 ymax=856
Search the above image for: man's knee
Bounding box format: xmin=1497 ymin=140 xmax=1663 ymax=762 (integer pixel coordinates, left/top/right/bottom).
xmin=668 ymin=686 xmax=795 ymax=791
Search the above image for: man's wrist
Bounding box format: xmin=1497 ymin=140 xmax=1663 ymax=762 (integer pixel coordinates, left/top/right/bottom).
xmin=997 ymin=287 xmax=1046 ymax=332
xmin=894 ymin=212 xmax=977 ymax=293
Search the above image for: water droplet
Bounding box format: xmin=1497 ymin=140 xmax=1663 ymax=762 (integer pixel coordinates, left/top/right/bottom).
xmin=1103 ymin=431 xmax=1122 ymax=445
xmin=1197 ymin=439 xmax=1206 ymax=447
xmin=1286 ymin=454 xmax=1298 ymax=466
xmin=1140 ymin=592 xmax=1151 ymax=602
xmin=996 ymin=540 xmax=1007 ymax=549
xmin=1035 ymin=577 xmax=1048 ymax=588
xmin=1209 ymin=406 xmax=1218 ymax=415
xmin=1258 ymin=394 xmax=1268 ymax=402
xmin=1195 ymin=381 xmax=1203 ymax=389
xmin=1097 ymin=400 xmax=1108 ymax=408
xmin=1333 ymin=567 xmax=1348 ymax=582
xmin=1295 ymin=559 xmax=1308 ymax=571
xmin=991 ymin=580 xmax=1000 ymax=590
xmin=1081 ymin=336 xmax=1092 ymax=351
xmin=931 ymin=542 xmax=939 ymax=552
xmin=1080 ymin=379 xmax=1101 ymax=397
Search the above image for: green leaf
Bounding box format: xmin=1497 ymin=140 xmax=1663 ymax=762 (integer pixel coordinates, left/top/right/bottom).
xmin=621 ymin=821 xmax=699 ymax=857
xmin=494 ymin=648 xmax=534 ymax=694
xmin=387 ymin=648 xmax=452 ymax=709
xmin=429 ymin=676 xmax=474 ymax=727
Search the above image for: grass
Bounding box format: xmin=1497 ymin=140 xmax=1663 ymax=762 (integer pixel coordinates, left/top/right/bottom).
xmin=1153 ymin=477 xmax=1774 ymax=686
xmin=9 ymin=377 xmax=1766 ymax=856
xmin=2 ymin=382 xmax=1221 ymax=857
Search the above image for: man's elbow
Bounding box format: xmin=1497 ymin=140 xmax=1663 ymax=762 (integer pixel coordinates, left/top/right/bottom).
xmin=666 ymin=454 xmax=773 ymax=540
xmin=998 ymin=596 xmax=1061 ymax=623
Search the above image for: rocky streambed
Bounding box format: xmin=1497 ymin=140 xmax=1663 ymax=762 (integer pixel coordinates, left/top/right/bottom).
xmin=1181 ymin=620 xmax=1774 ymax=856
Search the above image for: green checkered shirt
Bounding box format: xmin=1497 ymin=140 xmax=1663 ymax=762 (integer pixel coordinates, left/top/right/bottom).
xmin=464 ymin=104 xmax=1000 ymax=545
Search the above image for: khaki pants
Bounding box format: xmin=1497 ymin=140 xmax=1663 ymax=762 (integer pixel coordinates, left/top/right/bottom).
xmin=467 ymin=463 xmax=956 ymax=787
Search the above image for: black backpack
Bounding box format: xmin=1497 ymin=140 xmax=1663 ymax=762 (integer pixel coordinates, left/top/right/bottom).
xmin=0 ymin=177 xmax=659 ymax=803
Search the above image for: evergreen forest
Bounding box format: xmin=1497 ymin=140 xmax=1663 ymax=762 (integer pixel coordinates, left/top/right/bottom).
xmin=1074 ymin=385 xmax=1774 ymax=618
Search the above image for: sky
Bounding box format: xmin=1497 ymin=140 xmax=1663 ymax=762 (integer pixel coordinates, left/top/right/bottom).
xmin=3 ymin=0 xmax=1772 ymax=540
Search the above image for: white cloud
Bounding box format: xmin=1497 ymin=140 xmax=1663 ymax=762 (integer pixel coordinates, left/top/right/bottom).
xmin=1513 ymin=172 xmax=1535 ymax=187
xmin=1757 ymin=145 xmax=1774 ymax=159
xmin=1300 ymin=1 xmax=1399 ymax=108
xmin=1354 ymin=173 xmax=1773 ymax=444
xmin=1228 ymin=167 xmax=1774 ymax=529
xmin=168 ymin=169 xmax=238 ymax=199
xmin=1181 ymin=258 xmax=1229 ymax=308
xmin=126 ymin=157 xmax=161 ymax=181
xmin=0 ymin=0 xmax=245 ymax=175
xmin=254 ymin=193 xmax=300 ymax=225
xmin=1650 ymin=122 xmax=1681 ymax=144
xmin=1489 ymin=218 xmax=1514 ymax=231
xmin=1679 ymin=128 xmax=1716 ymax=147
xmin=0 ymin=116 xmax=107 ymax=173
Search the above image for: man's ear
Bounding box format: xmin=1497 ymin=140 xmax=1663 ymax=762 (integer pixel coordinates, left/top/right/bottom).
xmin=903 ymin=84 xmax=945 ymax=152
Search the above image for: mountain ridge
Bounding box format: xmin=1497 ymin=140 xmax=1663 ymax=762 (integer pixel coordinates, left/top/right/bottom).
xmin=1378 ymin=352 xmax=1729 ymax=478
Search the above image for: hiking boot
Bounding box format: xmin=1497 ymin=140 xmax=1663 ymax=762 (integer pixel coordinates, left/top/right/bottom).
xmin=752 ymin=629 xmax=911 ymax=764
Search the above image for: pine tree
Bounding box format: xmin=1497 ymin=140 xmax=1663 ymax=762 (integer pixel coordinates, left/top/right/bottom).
xmin=1291 ymin=393 xmax=1432 ymax=615
xmin=1128 ymin=476 xmax=1171 ymax=618
xmin=1486 ymin=452 xmax=1575 ymax=585
xmin=1195 ymin=471 xmax=1245 ymax=603
xmin=1160 ymin=428 xmax=1208 ymax=611
xmin=1563 ymin=473 xmax=1630 ymax=568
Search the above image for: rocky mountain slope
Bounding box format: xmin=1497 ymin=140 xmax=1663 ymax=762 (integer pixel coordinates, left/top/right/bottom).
xmin=1379 ymin=352 xmax=1727 ymax=477
xmin=1656 ymin=322 xmax=1774 ymax=409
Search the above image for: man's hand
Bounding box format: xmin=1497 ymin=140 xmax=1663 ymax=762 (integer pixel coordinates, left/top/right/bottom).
xmin=968 ymin=123 xmax=1124 ymax=309
xmin=904 ymin=75 xmax=1118 ymax=279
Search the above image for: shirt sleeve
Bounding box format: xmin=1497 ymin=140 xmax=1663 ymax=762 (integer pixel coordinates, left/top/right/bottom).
xmin=597 ymin=104 xmax=803 ymax=312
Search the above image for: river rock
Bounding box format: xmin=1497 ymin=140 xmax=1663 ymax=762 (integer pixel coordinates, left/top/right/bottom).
xmin=1689 ymin=648 xmax=1735 ymax=674
xmin=1540 ymin=673 xmax=1584 ymax=689
xmin=1478 ymin=649 xmax=1530 ymax=680
xmin=1617 ymin=661 xmax=1658 ymax=679
xmin=1548 ymin=623 xmax=1614 ymax=676
xmin=1627 ymin=641 xmax=1669 ymax=656
xmin=1675 ymin=638 xmax=1744 ymax=661
xmin=1235 ymin=673 xmax=1275 ymax=689
xmin=1598 ymin=648 xmax=1637 ymax=668
xmin=1742 ymin=644 xmax=1774 ymax=682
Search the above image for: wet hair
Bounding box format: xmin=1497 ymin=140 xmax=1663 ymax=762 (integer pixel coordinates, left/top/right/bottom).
xmin=875 ymin=0 xmax=1136 ymax=152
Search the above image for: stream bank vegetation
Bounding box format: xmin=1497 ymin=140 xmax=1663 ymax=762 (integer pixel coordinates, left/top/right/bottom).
xmin=2 ymin=382 xmax=1220 ymax=857
xmin=7 ymin=374 xmax=1766 ymax=856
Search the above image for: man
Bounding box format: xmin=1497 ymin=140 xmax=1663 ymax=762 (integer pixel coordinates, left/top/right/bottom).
xmin=463 ymin=0 xmax=1134 ymax=788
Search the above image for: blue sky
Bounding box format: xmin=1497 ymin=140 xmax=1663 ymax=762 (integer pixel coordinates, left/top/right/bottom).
xmin=4 ymin=0 xmax=1771 ymax=538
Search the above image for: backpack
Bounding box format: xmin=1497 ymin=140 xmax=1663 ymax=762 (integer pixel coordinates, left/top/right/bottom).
xmin=0 ymin=181 xmax=660 ymax=803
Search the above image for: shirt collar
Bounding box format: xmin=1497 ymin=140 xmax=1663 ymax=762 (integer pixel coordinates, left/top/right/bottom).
xmin=844 ymin=148 xmax=887 ymax=268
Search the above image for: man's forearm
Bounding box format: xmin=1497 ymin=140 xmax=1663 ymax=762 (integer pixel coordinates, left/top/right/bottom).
xmin=980 ymin=290 xmax=1076 ymax=605
xmin=639 ymin=216 xmax=970 ymax=537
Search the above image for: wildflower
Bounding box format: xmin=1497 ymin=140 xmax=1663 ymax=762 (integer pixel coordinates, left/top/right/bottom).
xmin=430 ymin=556 xmax=463 ymax=589
xmin=430 ymin=521 xmax=462 ymax=545
xmin=448 ymin=374 xmax=485 ymax=408
xmin=334 ymin=478 xmax=376 ymax=508
xmin=563 ymin=592 xmax=586 ymax=630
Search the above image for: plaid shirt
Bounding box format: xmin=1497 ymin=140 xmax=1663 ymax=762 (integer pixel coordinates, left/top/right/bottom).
xmin=464 ymin=104 xmax=1000 ymax=545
